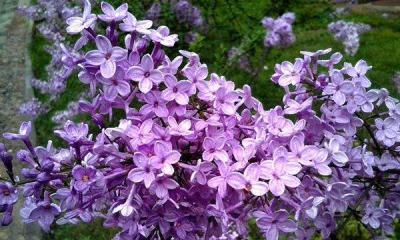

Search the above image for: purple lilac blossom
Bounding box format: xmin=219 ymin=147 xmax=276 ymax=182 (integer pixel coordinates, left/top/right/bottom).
xmin=1 ymin=2 xmax=400 ymax=240
xmin=328 ymin=20 xmax=371 ymax=56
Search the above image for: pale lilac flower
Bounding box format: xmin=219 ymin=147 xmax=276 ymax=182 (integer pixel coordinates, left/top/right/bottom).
xmin=161 ymin=74 xmax=191 ymax=105
xmin=325 ymin=138 xmax=349 ymax=166
xmin=243 ymin=163 xmax=269 ymax=196
xmin=181 ymin=159 xmax=213 ymax=185
xmin=97 ymin=66 xmax=130 ymax=101
xmin=149 ymin=26 xmax=179 ymax=47
xmin=260 ymin=157 xmax=301 ymax=196
xmin=343 ymin=60 xmax=372 ymax=88
xmin=167 ymin=117 xmax=193 ymax=136
xmin=126 ymin=119 xmax=154 ymax=148
xmin=151 ymin=141 xmax=181 ymax=175
xmin=284 ymin=97 xmax=312 ymax=114
xmin=140 ymin=91 xmax=169 ymax=117
xmin=119 ymin=12 xmax=152 ymax=34
xmin=150 ymin=177 xmax=179 ymax=198
xmin=126 ymin=54 xmax=163 ymax=93
xmin=323 ymin=70 xmax=354 ymax=105
xmin=66 ymin=0 xmax=96 ymax=34
xmin=208 ymin=161 xmax=246 ymax=197
xmin=278 ymin=58 xmax=303 ymax=86
xmin=214 ymin=88 xmax=238 ymax=115
xmin=375 ymin=117 xmax=399 ymax=147
xmin=98 ymin=2 xmax=128 ymax=22
xmin=202 ymin=136 xmax=229 ymax=162
xmin=85 ymin=35 xmax=127 ymax=78
xmin=29 ymin=198 xmax=61 ymax=232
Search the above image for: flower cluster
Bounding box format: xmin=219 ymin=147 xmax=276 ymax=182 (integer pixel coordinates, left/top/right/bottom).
xmin=1 ymin=2 xmax=400 ymax=240
xmin=173 ymin=0 xmax=204 ymax=28
xmin=261 ymin=12 xmax=296 ymax=48
xmin=328 ymin=20 xmax=371 ymax=56
xmin=18 ymin=0 xmax=82 ymax=119
xmin=18 ymin=98 xmax=47 ymax=119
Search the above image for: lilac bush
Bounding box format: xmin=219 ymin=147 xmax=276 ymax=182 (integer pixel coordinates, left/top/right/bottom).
xmin=328 ymin=20 xmax=371 ymax=56
xmin=2 ymin=1 xmax=400 ymax=239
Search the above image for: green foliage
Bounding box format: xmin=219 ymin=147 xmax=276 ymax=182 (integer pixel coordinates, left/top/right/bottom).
xmin=28 ymin=0 xmax=400 ymax=239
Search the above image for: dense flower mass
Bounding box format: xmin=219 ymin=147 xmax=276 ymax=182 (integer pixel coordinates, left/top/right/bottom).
xmin=261 ymin=12 xmax=296 ymax=47
xmin=1 ymin=1 xmax=400 ymax=239
xmin=328 ymin=20 xmax=371 ymax=56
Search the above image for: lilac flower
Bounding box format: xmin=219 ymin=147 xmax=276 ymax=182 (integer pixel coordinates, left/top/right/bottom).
xmin=167 ymin=117 xmax=193 ymax=136
xmin=202 ymin=136 xmax=229 ymax=162
xmin=149 ymin=26 xmax=179 ymax=47
xmin=98 ymin=2 xmax=128 ymax=23
xmin=362 ymin=206 xmax=385 ymax=229
xmin=214 ymin=88 xmax=238 ymax=115
xmin=278 ymin=59 xmax=303 ymax=87
xmin=325 ymin=138 xmax=349 ymax=166
xmin=54 ymin=120 xmax=88 ymax=145
xmin=284 ymin=97 xmax=312 ymax=114
xmin=315 ymin=212 xmax=335 ymax=238
xmin=151 ymin=141 xmax=181 ymax=175
xmin=208 ymin=161 xmax=246 ymax=197
xmin=126 ymin=119 xmax=154 ymax=148
xmin=260 ymin=157 xmax=301 ymax=196
xmin=128 ymin=152 xmax=157 ymax=188
xmin=150 ymin=177 xmax=179 ymax=198
xmin=126 ymin=54 xmax=163 ymax=93
xmin=161 ymin=75 xmax=191 ymax=105
xmin=29 ymin=196 xmax=61 ymax=232
xmin=181 ymin=159 xmax=213 ymax=185
xmin=0 ymin=183 xmax=18 ymax=205
xmin=97 ymin=66 xmax=130 ymax=101
xmin=66 ymin=0 xmax=96 ymax=34
xmin=255 ymin=209 xmax=297 ymax=240
xmin=72 ymin=166 xmax=97 ymax=192
xmin=243 ymin=163 xmax=269 ymax=196
xmin=374 ymin=117 xmax=399 ymax=147
xmin=323 ymin=70 xmax=354 ymax=105
xmin=140 ymin=91 xmax=169 ymax=117
xmin=85 ymin=35 xmax=127 ymax=78
xmin=343 ymin=60 xmax=372 ymax=88
xmin=3 ymin=121 xmax=32 ymax=141
xmin=119 ymin=12 xmax=152 ymax=34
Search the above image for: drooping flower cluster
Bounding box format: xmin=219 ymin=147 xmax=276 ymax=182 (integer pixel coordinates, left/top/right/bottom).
xmin=18 ymin=0 xmax=82 ymax=119
xmin=18 ymin=98 xmax=47 ymax=119
xmin=173 ymin=0 xmax=204 ymax=28
xmin=261 ymin=12 xmax=296 ymax=48
xmin=328 ymin=20 xmax=371 ymax=56
xmin=1 ymin=2 xmax=400 ymax=240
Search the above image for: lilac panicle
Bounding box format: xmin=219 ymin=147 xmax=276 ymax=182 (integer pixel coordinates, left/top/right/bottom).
xmin=1 ymin=2 xmax=400 ymax=240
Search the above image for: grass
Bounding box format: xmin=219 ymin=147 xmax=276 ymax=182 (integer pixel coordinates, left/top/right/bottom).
xmin=27 ymin=0 xmax=400 ymax=239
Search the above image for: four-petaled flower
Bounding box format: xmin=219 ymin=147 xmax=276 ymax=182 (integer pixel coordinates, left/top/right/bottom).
xmin=126 ymin=54 xmax=163 ymax=93
xmin=66 ymin=0 xmax=97 ymax=34
xmin=128 ymin=152 xmax=157 ymax=188
xmin=85 ymin=35 xmax=127 ymax=78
